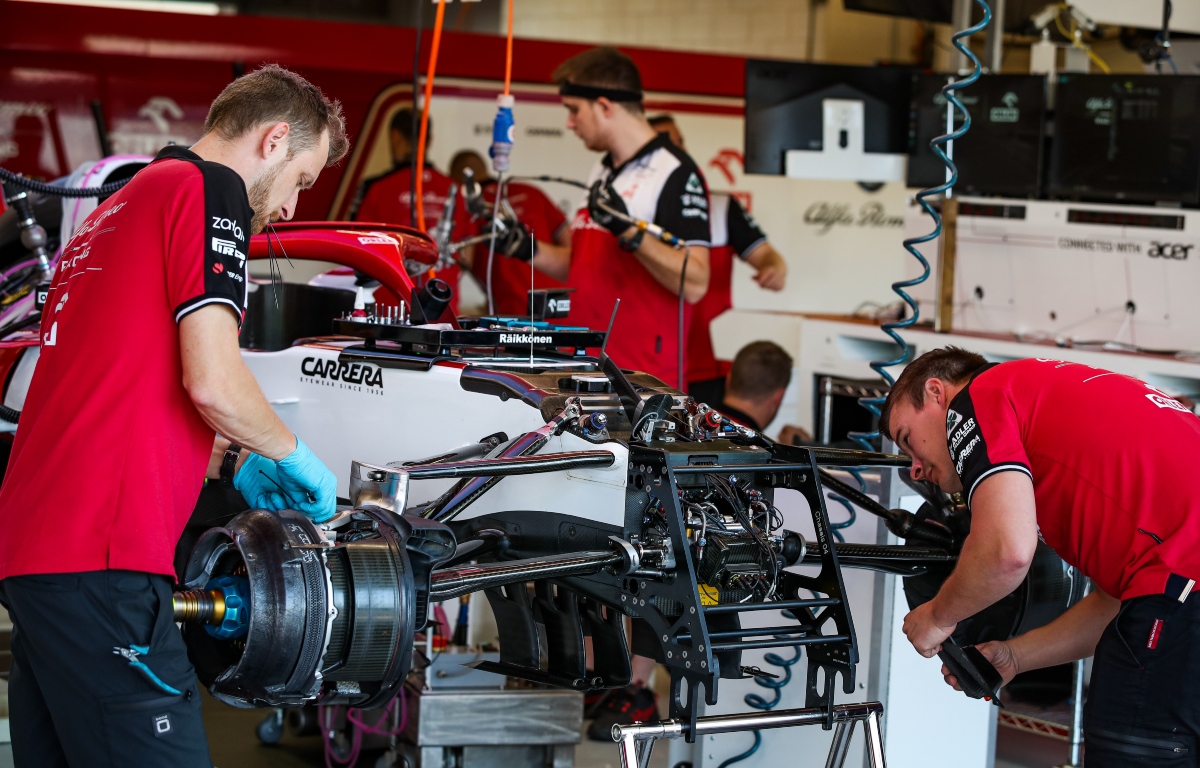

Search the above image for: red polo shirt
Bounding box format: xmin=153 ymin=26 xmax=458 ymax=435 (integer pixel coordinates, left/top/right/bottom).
xmin=469 ymin=180 xmax=568 ymax=316
xmin=563 ymin=134 xmax=711 ymax=385
xmin=0 ymin=145 xmax=251 ymax=580
xmin=687 ymin=193 xmax=768 ymax=384
xmin=948 ymin=358 xmax=1200 ymax=601
xmin=353 ymin=162 xmax=466 ymax=311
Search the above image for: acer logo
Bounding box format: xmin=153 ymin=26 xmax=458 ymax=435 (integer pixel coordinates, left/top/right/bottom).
xmin=1148 ymin=242 xmax=1193 ymax=260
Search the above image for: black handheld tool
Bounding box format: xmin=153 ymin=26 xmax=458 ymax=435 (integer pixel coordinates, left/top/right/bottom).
xmin=938 ymin=639 xmax=1003 ymax=706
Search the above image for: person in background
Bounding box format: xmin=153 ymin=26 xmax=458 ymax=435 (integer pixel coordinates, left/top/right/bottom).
xmin=449 ymin=150 xmax=571 ymax=316
xmin=648 ymin=114 xmax=789 ymax=408
xmin=351 ymin=107 xmax=467 ymax=310
xmin=715 ymin=340 xmax=793 ymax=433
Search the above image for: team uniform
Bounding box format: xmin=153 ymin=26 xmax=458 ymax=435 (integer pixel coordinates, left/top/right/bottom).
xmin=565 ymin=133 xmax=710 ymax=385
xmin=352 ymin=161 xmax=468 ymax=311
xmin=469 ymin=180 xmax=568 ymax=316
xmin=948 ymin=358 xmax=1200 ymax=764
xmin=686 ymin=193 xmax=767 ymax=407
xmin=0 ymin=145 xmax=247 ymax=766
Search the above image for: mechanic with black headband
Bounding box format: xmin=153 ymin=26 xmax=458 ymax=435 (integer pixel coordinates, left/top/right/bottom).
xmin=882 ymin=347 xmax=1200 ymax=766
xmin=0 ymin=65 xmax=348 ymax=766
xmin=511 ymin=46 xmax=710 ymax=386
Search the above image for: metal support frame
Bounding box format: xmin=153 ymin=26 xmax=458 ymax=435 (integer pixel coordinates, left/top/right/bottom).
xmin=613 ymin=702 xmax=887 ymax=768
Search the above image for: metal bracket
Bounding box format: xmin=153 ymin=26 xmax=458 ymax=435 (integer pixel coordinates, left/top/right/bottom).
xmin=612 ymin=702 xmax=887 ymax=768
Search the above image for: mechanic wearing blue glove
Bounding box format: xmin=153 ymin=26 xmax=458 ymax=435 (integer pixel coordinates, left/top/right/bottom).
xmin=231 ymin=438 xmax=338 ymax=521
xmin=0 ymin=66 xmax=348 ymax=768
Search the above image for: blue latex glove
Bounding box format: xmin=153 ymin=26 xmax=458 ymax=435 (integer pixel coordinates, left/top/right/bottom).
xmin=273 ymin=436 xmax=338 ymax=523
xmin=232 ymin=451 xmax=285 ymax=510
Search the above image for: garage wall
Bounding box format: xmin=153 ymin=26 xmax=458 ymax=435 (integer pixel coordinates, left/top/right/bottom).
xmin=511 ymin=0 xmax=928 ymax=66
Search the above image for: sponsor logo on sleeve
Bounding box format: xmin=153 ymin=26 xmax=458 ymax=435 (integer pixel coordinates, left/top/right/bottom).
xmin=211 ymin=217 xmax=244 ymax=242
xmin=212 ymin=237 xmax=246 ymax=265
xmin=946 ymin=408 xmax=964 ymax=437
xmin=680 ymin=172 xmax=710 ymax=219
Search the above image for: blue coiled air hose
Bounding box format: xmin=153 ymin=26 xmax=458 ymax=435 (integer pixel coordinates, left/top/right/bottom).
xmin=848 ymin=1 xmax=993 ymax=455
xmin=718 ymin=5 xmax=993 ymax=766
xmin=716 ymin=612 xmax=806 ymax=768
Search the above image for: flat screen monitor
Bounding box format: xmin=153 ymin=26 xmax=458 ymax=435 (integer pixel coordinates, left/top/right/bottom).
xmin=744 ymin=60 xmax=917 ymax=176
xmin=907 ymin=73 xmax=1046 ymax=197
xmin=843 ymin=0 xmax=1046 ymax=32
xmin=1047 ymin=74 xmax=1200 ymax=205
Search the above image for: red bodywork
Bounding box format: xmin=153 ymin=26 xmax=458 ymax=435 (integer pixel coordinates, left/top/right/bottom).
xmin=0 ymin=223 xmax=439 ymax=406
xmin=249 ymin=221 xmax=433 ymax=301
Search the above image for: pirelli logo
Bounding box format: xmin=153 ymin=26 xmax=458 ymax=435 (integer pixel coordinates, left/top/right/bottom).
xmin=212 ymin=237 xmax=246 ymax=264
xmin=499 ymin=333 xmax=552 ymax=344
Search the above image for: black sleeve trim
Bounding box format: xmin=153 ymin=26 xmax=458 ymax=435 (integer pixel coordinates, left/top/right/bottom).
xmin=175 ymin=295 xmax=244 ymax=324
xmin=726 ymin=196 xmax=768 ymax=258
xmin=966 ymin=464 xmax=1033 ymax=506
xmin=737 ymin=236 xmax=768 ymax=261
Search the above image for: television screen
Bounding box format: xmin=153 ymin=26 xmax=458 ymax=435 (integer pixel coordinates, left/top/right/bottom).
xmin=1047 ymin=75 xmax=1200 ymax=205
xmin=745 ymin=60 xmax=917 ymax=176
xmin=907 ymin=74 xmax=1046 ymax=198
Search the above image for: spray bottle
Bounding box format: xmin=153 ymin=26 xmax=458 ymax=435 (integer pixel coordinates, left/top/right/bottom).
xmin=489 ymin=94 xmax=516 ymax=174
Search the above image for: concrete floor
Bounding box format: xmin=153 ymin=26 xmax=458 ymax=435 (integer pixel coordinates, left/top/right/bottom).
xmin=201 ymin=688 xmax=668 ymax=768
xmin=0 ymin=687 xmax=1064 ymax=768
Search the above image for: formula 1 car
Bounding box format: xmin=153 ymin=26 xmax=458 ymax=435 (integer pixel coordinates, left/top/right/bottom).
xmin=0 ymin=208 xmax=1082 ymax=760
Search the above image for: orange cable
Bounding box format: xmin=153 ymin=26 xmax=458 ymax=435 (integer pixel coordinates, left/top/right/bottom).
xmin=414 ymin=0 xmax=448 ymax=234
xmin=503 ymin=0 xmax=514 ymax=95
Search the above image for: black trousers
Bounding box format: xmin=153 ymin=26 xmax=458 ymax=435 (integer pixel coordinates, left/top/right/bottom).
xmin=0 ymin=570 xmax=211 ymax=768
xmin=1085 ymin=592 xmax=1200 ymax=766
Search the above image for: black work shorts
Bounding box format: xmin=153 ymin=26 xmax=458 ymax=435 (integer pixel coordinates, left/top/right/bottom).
xmin=0 ymin=570 xmax=211 ymax=768
xmin=1084 ymin=592 xmax=1200 ymax=767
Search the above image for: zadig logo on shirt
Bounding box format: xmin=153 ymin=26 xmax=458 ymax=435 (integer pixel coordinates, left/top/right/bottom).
xmin=211 ymin=217 xmax=244 ymax=242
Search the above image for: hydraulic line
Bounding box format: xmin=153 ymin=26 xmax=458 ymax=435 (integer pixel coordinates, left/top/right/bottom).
xmin=0 ymin=166 xmax=129 ymax=198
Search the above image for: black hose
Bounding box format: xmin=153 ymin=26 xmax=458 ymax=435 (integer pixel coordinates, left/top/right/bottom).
xmin=0 ymin=312 xmax=43 ymax=339
xmin=1 ymin=167 xmax=130 ymax=199
xmin=405 ymin=450 xmax=615 ymax=479
xmin=0 ymin=403 xmax=19 ymax=424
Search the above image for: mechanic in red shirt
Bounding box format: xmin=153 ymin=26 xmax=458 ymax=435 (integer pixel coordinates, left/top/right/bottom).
xmin=351 ymin=108 xmax=466 ymax=311
xmin=518 ymin=47 xmax=710 ymax=387
xmin=648 ymin=114 xmax=788 ymax=406
xmin=0 ymin=66 xmax=347 ymax=766
xmin=449 ymin=149 xmax=570 ymax=316
xmin=882 ymin=347 xmax=1200 ymax=764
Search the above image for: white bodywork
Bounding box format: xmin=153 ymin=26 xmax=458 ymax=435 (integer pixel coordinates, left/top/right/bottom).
xmin=242 ymin=341 xmax=629 ymax=528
